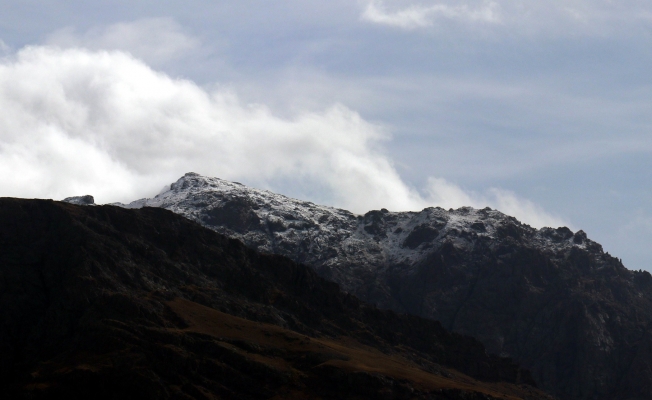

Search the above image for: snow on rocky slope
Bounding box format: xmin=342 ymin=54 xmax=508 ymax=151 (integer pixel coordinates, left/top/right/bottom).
xmin=114 ymin=172 xmax=652 ymax=400
xmin=117 ymin=172 xmax=598 ymax=302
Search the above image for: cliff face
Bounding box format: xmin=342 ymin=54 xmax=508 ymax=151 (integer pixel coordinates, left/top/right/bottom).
xmin=119 ymin=173 xmax=652 ymax=400
xmin=0 ymin=198 xmax=548 ymax=400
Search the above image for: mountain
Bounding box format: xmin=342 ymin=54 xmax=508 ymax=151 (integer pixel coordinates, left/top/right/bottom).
xmin=0 ymin=198 xmax=550 ymax=399
xmin=119 ymin=173 xmax=652 ymax=400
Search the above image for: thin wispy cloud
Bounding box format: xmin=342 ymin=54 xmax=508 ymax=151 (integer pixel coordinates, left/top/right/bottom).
xmin=45 ymin=18 xmax=201 ymax=65
xmin=0 ymin=45 xmax=563 ymax=228
xmin=362 ymin=0 xmax=500 ymax=29
xmin=0 ymin=39 xmax=9 ymax=55
xmin=424 ymin=178 xmax=566 ymax=228
xmin=361 ymin=0 xmax=652 ymax=35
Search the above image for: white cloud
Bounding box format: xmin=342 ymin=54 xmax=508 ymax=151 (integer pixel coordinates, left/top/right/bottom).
xmin=0 ymin=39 xmax=9 ymax=55
xmin=0 ymin=45 xmax=563 ymax=228
xmin=424 ymin=178 xmax=566 ymax=228
xmin=362 ymin=0 xmax=500 ymax=29
xmin=487 ymin=188 xmax=566 ymax=228
xmin=360 ymin=0 xmax=652 ymax=36
xmin=45 ymin=18 xmax=200 ymax=65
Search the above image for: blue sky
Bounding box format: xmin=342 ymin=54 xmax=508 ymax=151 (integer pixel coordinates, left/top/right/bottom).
xmin=1 ymin=1 xmax=651 ymax=271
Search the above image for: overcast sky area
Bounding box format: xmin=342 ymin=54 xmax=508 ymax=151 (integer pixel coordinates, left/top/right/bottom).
xmin=1 ymin=0 xmax=651 ymax=271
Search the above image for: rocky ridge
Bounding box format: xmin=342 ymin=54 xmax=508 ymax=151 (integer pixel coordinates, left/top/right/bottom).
xmin=0 ymin=198 xmax=549 ymax=399
xmin=118 ymin=173 xmax=652 ymax=400
xmin=118 ymin=174 xmax=592 ymax=296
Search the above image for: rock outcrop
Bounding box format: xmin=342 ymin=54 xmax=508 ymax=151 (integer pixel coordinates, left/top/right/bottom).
xmin=61 ymin=194 xmax=95 ymax=205
xmin=119 ymin=173 xmax=652 ymax=400
xmin=0 ymin=198 xmax=549 ymax=399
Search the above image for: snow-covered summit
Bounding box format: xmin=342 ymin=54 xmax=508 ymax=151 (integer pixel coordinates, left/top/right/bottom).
xmin=116 ymin=173 xmax=603 ymax=300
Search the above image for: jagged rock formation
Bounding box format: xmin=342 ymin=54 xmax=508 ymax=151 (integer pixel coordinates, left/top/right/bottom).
xmin=120 ymin=173 xmax=652 ymax=400
xmin=0 ymin=198 xmax=550 ymax=400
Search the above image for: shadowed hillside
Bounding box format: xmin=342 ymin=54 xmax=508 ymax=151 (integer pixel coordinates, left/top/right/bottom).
xmin=0 ymin=199 xmax=551 ymax=399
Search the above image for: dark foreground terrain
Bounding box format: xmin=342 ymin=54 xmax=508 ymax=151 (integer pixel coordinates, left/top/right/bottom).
xmin=0 ymin=199 xmax=552 ymax=399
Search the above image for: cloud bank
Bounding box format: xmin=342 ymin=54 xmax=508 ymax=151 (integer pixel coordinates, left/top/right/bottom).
xmin=0 ymin=45 xmax=564 ymax=228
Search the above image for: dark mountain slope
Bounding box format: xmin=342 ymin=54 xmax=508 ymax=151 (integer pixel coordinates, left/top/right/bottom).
xmin=0 ymin=198 xmax=549 ymax=399
xmin=117 ymin=173 xmax=652 ymax=400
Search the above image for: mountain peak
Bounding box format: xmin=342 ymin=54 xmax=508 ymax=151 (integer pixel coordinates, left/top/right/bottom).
xmin=115 ymin=173 xmax=651 ymax=399
xmin=120 ymin=174 xmax=600 ymax=276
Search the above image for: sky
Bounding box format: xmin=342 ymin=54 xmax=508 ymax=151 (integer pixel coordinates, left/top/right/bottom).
xmin=0 ymin=1 xmax=651 ymax=271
